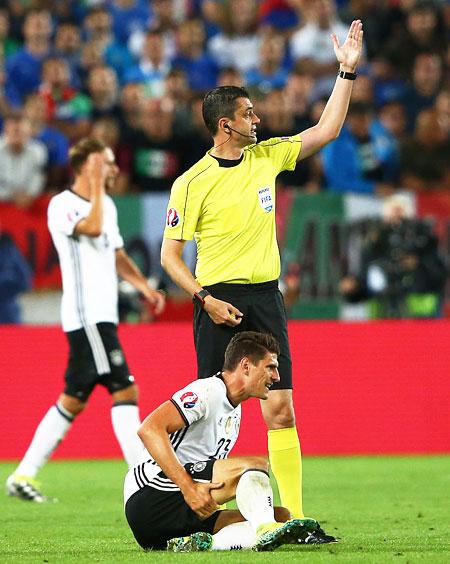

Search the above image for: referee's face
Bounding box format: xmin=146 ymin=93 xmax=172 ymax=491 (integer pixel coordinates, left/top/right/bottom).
xmin=231 ymin=97 xmax=260 ymax=145
xmin=248 ymin=352 xmax=280 ymax=400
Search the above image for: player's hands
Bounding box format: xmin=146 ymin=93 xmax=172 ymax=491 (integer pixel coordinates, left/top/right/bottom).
xmin=86 ymin=152 xmax=108 ymax=190
xmin=142 ymin=288 xmax=166 ymax=315
xmin=203 ymin=296 xmax=243 ymax=326
xmin=332 ymin=19 xmax=363 ymax=73
xmin=181 ymin=481 xmax=224 ymax=520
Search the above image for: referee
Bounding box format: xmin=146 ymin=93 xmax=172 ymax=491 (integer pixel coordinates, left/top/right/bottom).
xmin=161 ymin=21 xmax=363 ymax=542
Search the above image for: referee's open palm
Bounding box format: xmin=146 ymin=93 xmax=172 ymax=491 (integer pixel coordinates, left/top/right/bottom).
xmin=331 ymin=19 xmax=363 ymax=71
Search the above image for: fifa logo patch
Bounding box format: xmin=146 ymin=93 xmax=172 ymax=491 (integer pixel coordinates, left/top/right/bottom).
xmin=166 ymin=207 xmax=179 ymax=228
xmin=180 ymin=391 xmax=198 ymax=409
xmin=258 ymin=187 xmax=273 ymax=213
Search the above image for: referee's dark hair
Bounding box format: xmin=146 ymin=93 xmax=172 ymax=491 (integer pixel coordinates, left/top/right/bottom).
xmin=202 ymin=86 xmax=250 ymax=135
xmin=69 ymin=138 xmax=107 ymax=175
xmin=223 ymin=331 xmax=280 ymax=372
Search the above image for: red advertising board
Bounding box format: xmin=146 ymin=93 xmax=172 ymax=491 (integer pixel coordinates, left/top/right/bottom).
xmin=1 ymin=321 xmax=449 ymax=460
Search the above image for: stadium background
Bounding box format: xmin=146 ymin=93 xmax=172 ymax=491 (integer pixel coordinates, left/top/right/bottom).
xmin=0 ymin=0 xmax=449 ymax=462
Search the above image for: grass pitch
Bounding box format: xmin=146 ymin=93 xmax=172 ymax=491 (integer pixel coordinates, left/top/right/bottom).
xmin=1 ymin=456 xmax=449 ymax=563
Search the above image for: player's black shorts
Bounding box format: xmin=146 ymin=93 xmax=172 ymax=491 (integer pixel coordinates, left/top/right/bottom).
xmin=125 ymin=460 xmax=220 ymax=550
xmin=194 ymin=280 xmax=292 ymax=389
xmin=64 ymin=322 xmax=134 ymax=402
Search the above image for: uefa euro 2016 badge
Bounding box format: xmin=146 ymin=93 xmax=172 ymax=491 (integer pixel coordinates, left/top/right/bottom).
xmin=180 ymin=391 xmax=198 ymax=409
xmin=166 ymin=207 xmax=179 ymax=227
xmin=258 ymin=187 xmax=273 ymax=213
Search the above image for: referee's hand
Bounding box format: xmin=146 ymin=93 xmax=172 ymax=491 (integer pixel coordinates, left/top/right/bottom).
xmin=203 ymin=296 xmax=243 ymax=327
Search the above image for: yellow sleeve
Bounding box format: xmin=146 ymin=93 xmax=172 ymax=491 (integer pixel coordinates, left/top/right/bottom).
xmin=259 ymin=135 xmax=302 ymax=175
xmin=163 ymin=176 xmax=202 ymax=241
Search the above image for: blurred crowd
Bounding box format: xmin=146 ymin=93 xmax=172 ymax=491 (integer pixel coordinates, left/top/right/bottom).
xmin=0 ymin=0 xmax=448 ymax=207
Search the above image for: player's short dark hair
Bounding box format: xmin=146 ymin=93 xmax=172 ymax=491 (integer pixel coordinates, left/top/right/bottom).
xmin=202 ymin=86 xmax=250 ymax=135
xmin=69 ymin=138 xmax=106 ymax=175
xmin=223 ymin=331 xmax=280 ymax=372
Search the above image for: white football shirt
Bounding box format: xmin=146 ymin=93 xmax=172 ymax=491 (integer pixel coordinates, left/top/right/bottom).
xmin=47 ymin=189 xmax=124 ymax=332
xmin=124 ymin=375 xmax=241 ymax=502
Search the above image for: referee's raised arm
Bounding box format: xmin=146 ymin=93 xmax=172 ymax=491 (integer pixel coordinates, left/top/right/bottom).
xmin=297 ymin=19 xmax=364 ymax=161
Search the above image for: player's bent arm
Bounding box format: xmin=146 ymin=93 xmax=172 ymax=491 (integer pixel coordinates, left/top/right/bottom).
xmin=115 ymin=248 xmax=165 ymax=314
xmin=73 ymin=184 xmax=104 ymax=237
xmin=138 ymin=401 xmax=220 ymax=518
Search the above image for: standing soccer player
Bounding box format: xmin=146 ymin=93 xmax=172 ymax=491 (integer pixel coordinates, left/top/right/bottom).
xmin=6 ymin=138 xmax=165 ymax=502
xmin=161 ymin=21 xmax=363 ymax=540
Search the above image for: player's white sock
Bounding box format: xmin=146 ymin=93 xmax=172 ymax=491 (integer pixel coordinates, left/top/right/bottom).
xmin=235 ymin=469 xmax=275 ymax=532
xmin=111 ymin=402 xmax=143 ymax=467
xmin=211 ymin=521 xmax=256 ymax=550
xmin=14 ymin=403 xmax=73 ymax=478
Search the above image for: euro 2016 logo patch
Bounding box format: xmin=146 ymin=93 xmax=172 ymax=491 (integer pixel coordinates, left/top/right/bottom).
xmin=166 ymin=207 xmax=179 ymax=228
xmin=258 ymin=187 xmax=273 ymax=213
xmin=180 ymin=391 xmax=198 ymax=409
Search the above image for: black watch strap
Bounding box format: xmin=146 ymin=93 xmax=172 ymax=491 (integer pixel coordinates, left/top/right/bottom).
xmin=338 ymin=69 xmax=357 ymax=80
xmin=193 ymin=289 xmax=211 ymax=308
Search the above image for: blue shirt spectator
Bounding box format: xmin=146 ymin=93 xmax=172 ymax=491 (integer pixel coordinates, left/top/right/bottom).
xmin=107 ymin=0 xmax=152 ymax=46
xmin=0 ymin=232 xmax=32 ymax=324
xmin=321 ymin=102 xmax=399 ymax=195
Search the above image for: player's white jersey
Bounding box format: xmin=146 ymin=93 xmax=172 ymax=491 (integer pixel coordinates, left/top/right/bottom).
xmin=124 ymin=375 xmax=241 ymax=502
xmin=48 ymin=189 xmax=124 ymax=332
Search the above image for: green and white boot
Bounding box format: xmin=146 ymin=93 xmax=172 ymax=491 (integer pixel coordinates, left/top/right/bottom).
xmin=167 ymin=531 xmax=213 ymax=552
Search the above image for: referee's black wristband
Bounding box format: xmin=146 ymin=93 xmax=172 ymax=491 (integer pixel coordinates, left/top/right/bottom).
xmin=338 ymin=69 xmax=357 ymax=80
xmin=193 ymin=289 xmax=211 ymax=308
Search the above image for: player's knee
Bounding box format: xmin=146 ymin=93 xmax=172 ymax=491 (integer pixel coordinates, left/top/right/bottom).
xmin=274 ymin=506 xmax=291 ymax=522
xmin=240 ymin=456 xmax=269 ymax=475
xmin=59 ymin=394 xmax=86 ymax=416
xmin=112 ymin=383 xmax=139 ymax=403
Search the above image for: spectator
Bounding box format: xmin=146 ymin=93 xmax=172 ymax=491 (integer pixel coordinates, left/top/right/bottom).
xmin=123 ymin=29 xmax=170 ymax=98
xmin=87 ymin=64 xmax=121 ymax=120
xmin=290 ymin=0 xmax=349 ymax=98
xmin=370 ymin=57 xmax=408 ymax=108
xmin=117 ymin=81 xmax=146 ymax=142
xmin=108 ymin=0 xmax=152 ymax=46
xmin=217 ymin=66 xmax=244 ymax=87
xmin=38 ymin=57 xmax=92 ymax=141
xmin=283 ymin=68 xmax=314 ymax=131
xmin=91 ymin=117 xmax=132 ymax=194
xmin=23 ymin=93 xmax=70 ymax=190
xmin=53 ymin=22 xmax=82 ymax=81
xmin=171 ymin=18 xmax=219 ymax=92
xmin=339 ymin=194 xmax=447 ymax=319
xmin=400 ymin=108 xmax=450 ymax=192
xmin=321 ymin=101 xmax=399 ymax=195
xmin=130 ymin=98 xmax=183 ymax=192
xmin=435 ymin=89 xmax=449 ymax=136
xmin=401 ymin=52 xmax=443 ymax=132
xmin=245 ymin=32 xmax=291 ymax=94
xmin=163 ymin=68 xmax=193 ymax=134
xmin=208 ymin=0 xmax=261 ymax=73
xmin=378 ymin=100 xmax=408 ymax=144
xmin=0 ymin=114 xmax=47 ymax=208
xmin=0 ymin=60 xmax=13 ymax=129
xmin=0 ymin=223 xmax=32 ymax=324
xmin=5 ymin=9 xmax=52 ymax=107
xmin=350 ymin=73 xmax=374 ymax=105
xmin=180 ymin=93 xmax=213 ymax=169
xmin=0 ymin=8 xmax=20 ymax=59
xmin=383 ymin=0 xmax=446 ymax=79
xmin=76 ymin=39 xmax=105 ymax=89
xmin=83 ymin=6 xmax=135 ymax=83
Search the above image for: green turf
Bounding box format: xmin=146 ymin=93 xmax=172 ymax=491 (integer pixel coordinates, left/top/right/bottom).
xmin=1 ymin=456 xmax=449 ymax=563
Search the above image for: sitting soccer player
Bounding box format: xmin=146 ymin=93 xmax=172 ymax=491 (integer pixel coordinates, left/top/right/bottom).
xmin=124 ymin=331 xmax=327 ymax=552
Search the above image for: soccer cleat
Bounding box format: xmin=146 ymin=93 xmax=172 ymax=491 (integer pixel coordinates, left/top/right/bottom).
xmin=6 ymin=475 xmax=57 ymax=503
xmin=298 ymin=522 xmax=338 ymax=544
xmin=167 ymin=532 xmax=213 ymax=552
xmin=253 ymin=518 xmax=318 ymax=552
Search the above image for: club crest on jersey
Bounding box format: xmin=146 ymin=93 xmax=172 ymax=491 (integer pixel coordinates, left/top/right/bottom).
xmin=166 ymin=207 xmax=179 ymax=228
xmin=193 ymin=461 xmax=207 ymax=473
xmin=258 ymin=187 xmax=273 ymax=213
xmin=180 ymin=391 xmax=198 ymax=409
xmin=109 ymin=349 xmax=124 ymax=366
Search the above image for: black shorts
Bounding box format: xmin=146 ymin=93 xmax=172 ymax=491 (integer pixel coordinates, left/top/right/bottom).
xmin=193 ymin=280 xmax=292 ymax=389
xmin=64 ymin=322 xmax=134 ymax=402
xmin=125 ymin=460 xmax=220 ymax=550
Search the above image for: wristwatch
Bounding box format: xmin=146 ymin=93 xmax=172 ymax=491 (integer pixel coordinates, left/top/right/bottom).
xmin=193 ymin=289 xmax=211 ymax=308
xmin=338 ymin=69 xmax=357 ymax=80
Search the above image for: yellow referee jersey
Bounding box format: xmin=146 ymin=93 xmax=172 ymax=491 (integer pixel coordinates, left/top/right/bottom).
xmin=164 ymin=135 xmax=302 ymax=286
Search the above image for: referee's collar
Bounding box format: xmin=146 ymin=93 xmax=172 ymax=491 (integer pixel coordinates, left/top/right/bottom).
xmin=209 ymin=154 xmax=244 ymax=168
